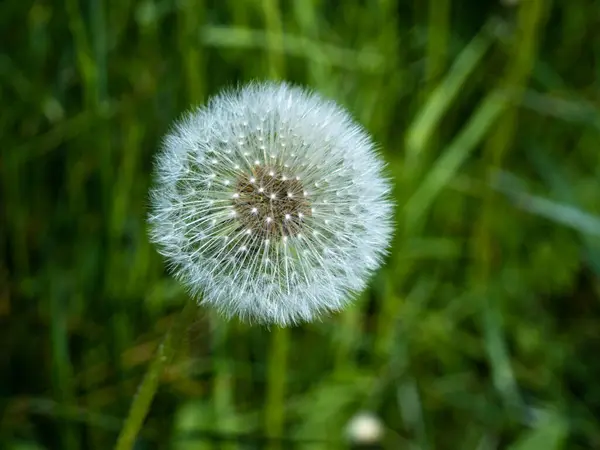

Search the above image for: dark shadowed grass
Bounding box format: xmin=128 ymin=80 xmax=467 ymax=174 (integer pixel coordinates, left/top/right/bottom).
xmin=1 ymin=0 xmax=600 ymax=449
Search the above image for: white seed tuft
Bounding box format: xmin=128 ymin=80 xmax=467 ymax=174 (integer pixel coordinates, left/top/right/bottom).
xmin=345 ymin=412 xmax=384 ymax=445
xmin=148 ymin=82 xmax=393 ymax=326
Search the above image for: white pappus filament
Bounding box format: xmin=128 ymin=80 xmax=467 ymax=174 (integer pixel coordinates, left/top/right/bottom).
xmin=148 ymin=81 xmax=393 ymax=326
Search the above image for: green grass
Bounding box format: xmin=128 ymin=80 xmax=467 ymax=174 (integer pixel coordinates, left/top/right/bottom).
xmin=2 ymin=0 xmax=600 ymax=449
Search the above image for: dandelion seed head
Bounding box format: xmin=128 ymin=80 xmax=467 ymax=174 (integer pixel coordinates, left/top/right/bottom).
xmin=345 ymin=412 xmax=384 ymax=445
xmin=148 ymin=82 xmax=393 ymax=326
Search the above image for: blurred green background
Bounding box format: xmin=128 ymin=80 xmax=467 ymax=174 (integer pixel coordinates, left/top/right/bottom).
xmin=2 ymin=0 xmax=600 ymax=449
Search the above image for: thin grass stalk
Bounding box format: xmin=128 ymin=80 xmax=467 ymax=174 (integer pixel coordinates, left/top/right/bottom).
xmin=475 ymin=0 xmax=549 ymax=413
xmin=114 ymin=299 xmax=197 ymax=450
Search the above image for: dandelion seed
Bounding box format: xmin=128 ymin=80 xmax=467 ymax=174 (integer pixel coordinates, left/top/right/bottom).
xmin=148 ymin=82 xmax=393 ymax=326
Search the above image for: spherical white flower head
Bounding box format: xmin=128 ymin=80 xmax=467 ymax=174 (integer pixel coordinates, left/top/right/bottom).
xmin=345 ymin=411 xmax=384 ymax=444
xmin=149 ymin=82 xmax=393 ymax=326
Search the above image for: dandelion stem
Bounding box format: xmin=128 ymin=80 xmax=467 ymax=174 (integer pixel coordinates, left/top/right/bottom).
xmin=114 ymin=299 xmax=196 ymax=450
xmin=265 ymin=326 xmax=289 ymax=449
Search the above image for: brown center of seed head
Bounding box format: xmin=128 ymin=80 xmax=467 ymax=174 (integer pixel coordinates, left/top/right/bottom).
xmin=233 ymin=166 xmax=311 ymax=241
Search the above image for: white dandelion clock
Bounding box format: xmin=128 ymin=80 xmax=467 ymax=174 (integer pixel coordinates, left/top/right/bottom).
xmin=345 ymin=411 xmax=385 ymax=445
xmin=148 ymin=82 xmax=393 ymax=326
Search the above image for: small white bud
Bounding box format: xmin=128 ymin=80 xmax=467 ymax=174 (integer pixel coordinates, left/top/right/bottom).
xmin=345 ymin=412 xmax=384 ymax=445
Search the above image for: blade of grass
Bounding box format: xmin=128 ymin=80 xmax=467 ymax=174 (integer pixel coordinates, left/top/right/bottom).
xmin=526 ymin=144 xmax=600 ymax=274
xmin=492 ymin=171 xmax=600 ymax=237
xmin=292 ymin=0 xmax=330 ymax=87
xmin=200 ymin=26 xmax=384 ymax=72
xmin=404 ymin=90 xmax=507 ymax=233
xmin=507 ymin=410 xmax=568 ymax=450
xmin=114 ymin=300 xmax=197 ymax=450
xmin=481 ymin=291 xmax=523 ymax=412
xmin=262 ymin=0 xmax=285 ymax=79
xmin=178 ymin=0 xmax=206 ymax=105
xmin=424 ymin=0 xmax=451 ymax=96
xmin=65 ymin=0 xmax=99 ymax=109
xmin=49 ymin=278 xmax=78 ymax=450
xmin=413 ymin=0 xmax=451 ymax=168
xmin=405 ymin=22 xmax=493 ymax=171
xmin=482 ymin=0 xmax=548 ymax=166
xmin=476 ymin=0 xmax=548 ymax=415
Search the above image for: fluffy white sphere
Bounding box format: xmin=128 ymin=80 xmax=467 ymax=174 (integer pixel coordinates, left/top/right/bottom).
xmin=345 ymin=411 xmax=385 ymax=444
xmin=148 ymin=82 xmax=393 ymax=326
